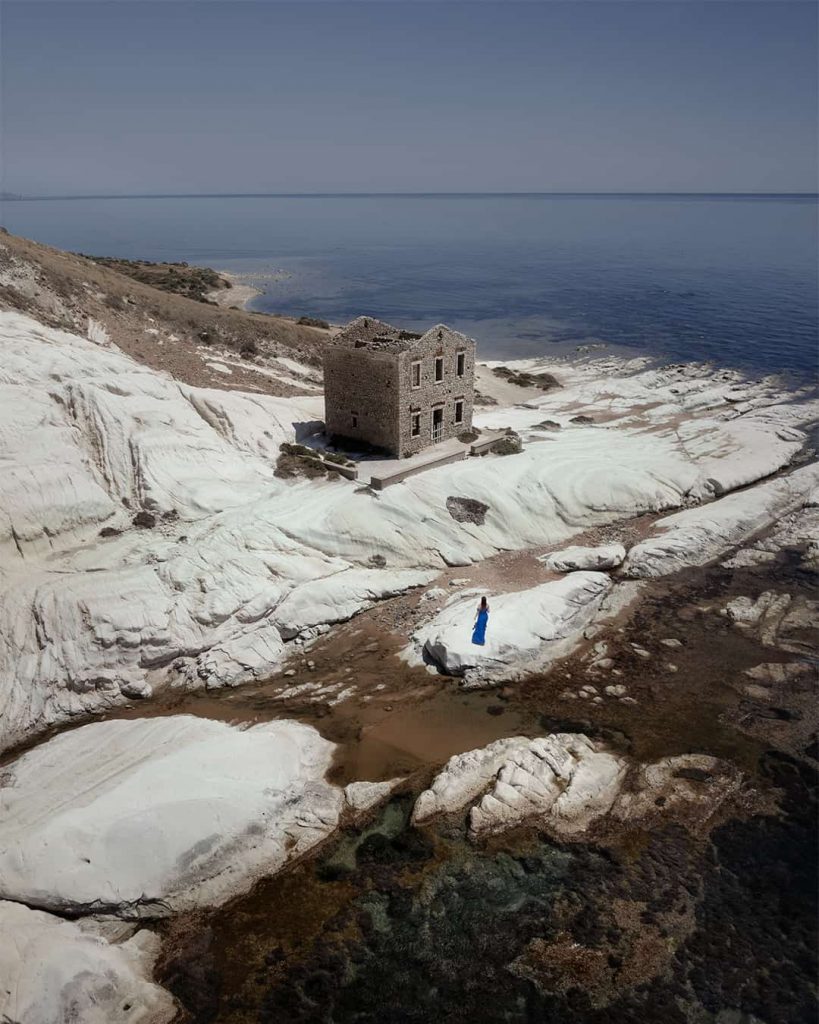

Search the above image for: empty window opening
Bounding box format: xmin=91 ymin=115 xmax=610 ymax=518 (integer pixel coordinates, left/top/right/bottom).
xmin=434 ymin=356 xmax=444 ymax=382
xmin=411 ymin=412 xmax=421 ymax=437
xmin=411 ymin=361 xmax=421 ymax=388
xmin=351 ymin=411 xmax=358 ymax=428
xmin=432 ymin=406 xmax=444 ymax=441
xmin=455 ymin=400 xmax=464 ymax=424
xmin=456 ymin=352 xmax=466 ymax=377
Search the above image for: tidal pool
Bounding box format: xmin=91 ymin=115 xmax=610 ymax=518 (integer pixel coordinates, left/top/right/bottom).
xmin=160 ymin=748 xmax=816 ymax=1024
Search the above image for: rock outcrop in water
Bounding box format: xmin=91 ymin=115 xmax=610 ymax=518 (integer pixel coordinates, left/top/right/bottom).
xmin=413 ymin=734 xmax=742 ymax=839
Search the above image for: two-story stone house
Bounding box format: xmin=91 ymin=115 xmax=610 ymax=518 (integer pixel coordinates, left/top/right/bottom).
xmin=323 ymin=316 xmax=476 ymax=458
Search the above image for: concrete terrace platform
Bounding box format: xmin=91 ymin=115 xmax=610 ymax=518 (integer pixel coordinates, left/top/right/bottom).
xmin=363 ymin=430 xmax=508 ymax=489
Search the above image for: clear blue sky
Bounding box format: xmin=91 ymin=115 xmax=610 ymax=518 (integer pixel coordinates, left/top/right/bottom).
xmin=1 ymin=1 xmax=816 ymax=194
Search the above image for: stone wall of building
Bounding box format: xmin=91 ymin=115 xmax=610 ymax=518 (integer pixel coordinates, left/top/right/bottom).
xmin=323 ymin=346 xmax=400 ymax=452
xmin=395 ymin=329 xmax=475 ymax=458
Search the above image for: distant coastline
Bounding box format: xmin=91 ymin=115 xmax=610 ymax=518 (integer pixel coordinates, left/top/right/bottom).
xmin=3 ymin=191 xmax=818 ymax=202
xmin=3 ymin=192 xmax=815 ymax=377
xmin=207 ymin=272 xmax=261 ymax=311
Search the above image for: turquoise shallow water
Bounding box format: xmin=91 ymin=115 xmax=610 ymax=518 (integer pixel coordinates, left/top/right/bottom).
xmin=2 ymin=193 xmax=816 ymax=376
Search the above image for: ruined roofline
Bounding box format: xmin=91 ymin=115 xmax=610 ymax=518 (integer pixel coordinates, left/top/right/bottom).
xmin=330 ymin=315 xmax=475 ymax=354
xmin=418 ymin=323 xmax=475 ymax=349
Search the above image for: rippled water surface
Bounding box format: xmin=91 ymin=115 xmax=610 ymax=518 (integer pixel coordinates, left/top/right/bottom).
xmin=2 ymin=193 xmax=816 ymax=376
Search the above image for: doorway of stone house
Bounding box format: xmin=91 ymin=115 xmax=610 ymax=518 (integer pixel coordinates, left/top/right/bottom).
xmin=431 ymin=406 xmax=444 ymax=442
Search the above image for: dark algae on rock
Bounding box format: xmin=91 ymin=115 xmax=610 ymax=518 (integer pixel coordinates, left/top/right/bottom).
xmin=161 ymin=754 xmax=817 ymax=1023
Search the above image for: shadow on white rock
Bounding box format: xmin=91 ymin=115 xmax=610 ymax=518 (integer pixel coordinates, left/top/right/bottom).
xmin=623 ymin=463 xmax=819 ymax=578
xmin=407 ymin=573 xmax=615 ymax=683
xmin=0 ymin=716 xmax=347 ymax=917
xmin=0 ymin=901 xmax=175 ymax=1024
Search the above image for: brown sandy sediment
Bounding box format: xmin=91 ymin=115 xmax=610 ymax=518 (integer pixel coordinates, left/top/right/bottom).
xmin=0 ymin=480 xmax=808 ymax=1021
xmin=154 ymin=537 xmax=816 ymax=1022
xmin=0 ymin=228 xmax=331 ymax=396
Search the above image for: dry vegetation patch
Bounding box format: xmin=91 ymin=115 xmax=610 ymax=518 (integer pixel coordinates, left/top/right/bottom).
xmin=0 ymin=229 xmax=331 ymax=396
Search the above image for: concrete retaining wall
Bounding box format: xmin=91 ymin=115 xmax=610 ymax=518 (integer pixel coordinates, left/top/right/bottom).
xmin=369 ymin=449 xmax=468 ymax=490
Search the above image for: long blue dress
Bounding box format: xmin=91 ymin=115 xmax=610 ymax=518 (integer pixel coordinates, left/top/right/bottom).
xmin=472 ymin=606 xmax=489 ymax=646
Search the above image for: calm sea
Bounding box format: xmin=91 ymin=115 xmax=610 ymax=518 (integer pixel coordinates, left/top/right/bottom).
xmin=2 ymin=194 xmax=817 ymax=377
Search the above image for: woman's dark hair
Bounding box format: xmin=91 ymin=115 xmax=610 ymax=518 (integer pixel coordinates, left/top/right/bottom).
xmin=480 ymin=596 xmax=488 ymax=609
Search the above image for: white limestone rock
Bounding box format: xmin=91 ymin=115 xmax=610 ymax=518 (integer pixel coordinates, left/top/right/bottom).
xmin=468 ymin=735 xmax=627 ymax=838
xmin=723 ymin=506 xmax=819 ymax=569
xmin=724 ymin=592 xmax=792 ymax=634
xmin=622 ymin=464 xmax=819 ymax=578
xmin=744 ymin=661 xmax=816 ymax=686
xmin=411 ymin=737 xmax=532 ymax=824
xmin=541 ymin=543 xmax=626 ymax=572
xmin=271 ymin=567 xmax=435 ymax=639
xmin=0 ymin=901 xmax=175 ymax=1024
xmin=723 ymin=592 xmax=819 ymax=655
xmin=182 ymin=624 xmax=285 ymax=688
xmin=413 ymin=735 xmax=741 ymax=840
xmin=411 ymin=572 xmax=612 ymax=681
xmin=612 ymin=755 xmax=741 ymax=826
xmin=344 ymin=778 xmax=403 ymax=813
xmin=2 ymin=310 xmax=817 ymax=755
xmin=722 ymin=547 xmax=777 ymax=569
xmin=0 ymin=715 xmax=344 ymax=916
xmin=478 ymin=358 xmax=817 ymax=501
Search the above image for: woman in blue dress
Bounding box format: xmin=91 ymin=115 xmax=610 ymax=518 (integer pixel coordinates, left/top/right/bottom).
xmin=472 ymin=595 xmax=490 ymax=646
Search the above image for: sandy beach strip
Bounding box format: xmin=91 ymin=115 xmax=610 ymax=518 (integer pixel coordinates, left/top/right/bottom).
xmin=207 ymin=272 xmax=262 ymax=310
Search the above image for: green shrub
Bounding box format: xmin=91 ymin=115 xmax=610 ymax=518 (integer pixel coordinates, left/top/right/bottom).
xmin=279 ymin=442 xmax=315 ymax=458
xmin=323 ymin=451 xmax=351 ymax=466
xmin=491 ymin=433 xmax=523 ymax=456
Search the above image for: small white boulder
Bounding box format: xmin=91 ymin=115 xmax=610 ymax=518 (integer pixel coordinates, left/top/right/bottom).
xmin=541 ymin=543 xmax=626 ymax=572
xmin=412 ymin=572 xmax=612 ymax=680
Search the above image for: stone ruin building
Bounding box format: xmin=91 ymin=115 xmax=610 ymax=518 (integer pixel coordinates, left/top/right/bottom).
xmin=323 ymin=316 xmax=476 ymax=458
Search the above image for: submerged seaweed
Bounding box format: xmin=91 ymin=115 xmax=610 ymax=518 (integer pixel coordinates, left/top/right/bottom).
xmin=163 ymin=749 xmax=816 ymax=1023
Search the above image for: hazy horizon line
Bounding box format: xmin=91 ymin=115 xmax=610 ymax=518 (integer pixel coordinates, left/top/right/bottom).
xmin=3 ymin=190 xmax=818 ymax=202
